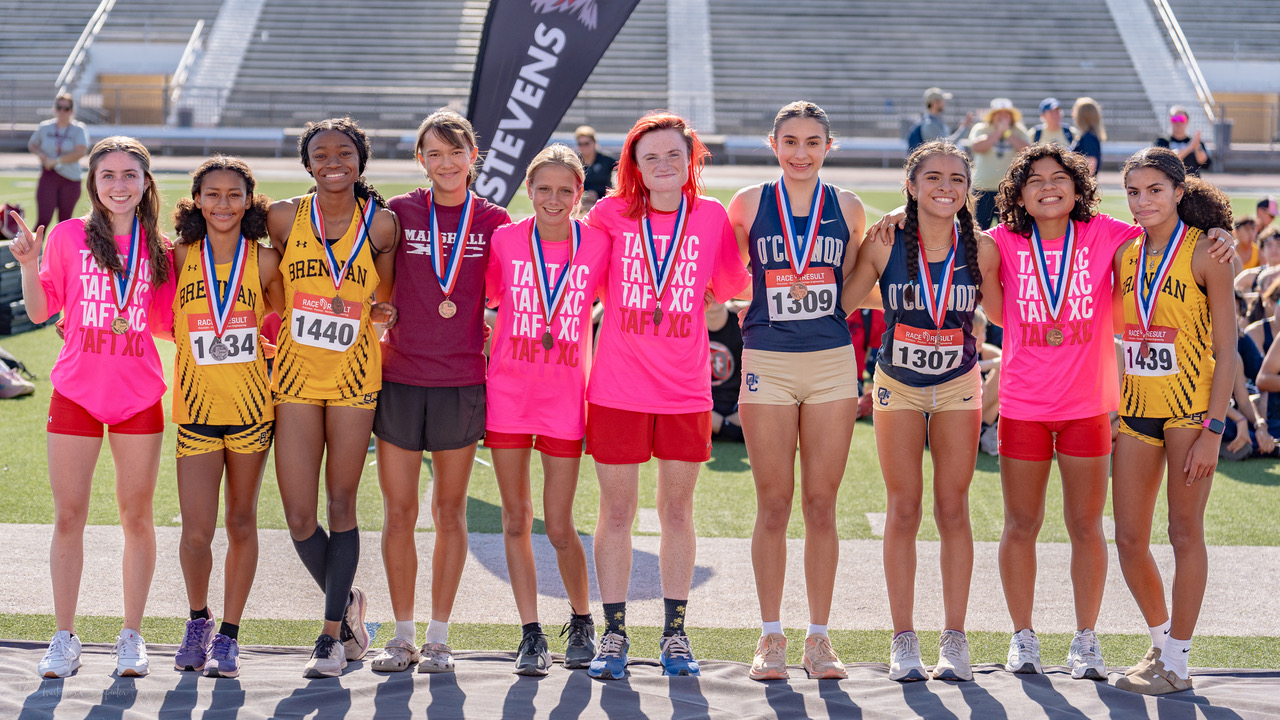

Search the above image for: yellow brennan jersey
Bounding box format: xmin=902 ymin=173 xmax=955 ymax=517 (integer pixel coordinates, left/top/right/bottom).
xmin=1120 ymin=227 xmax=1213 ymax=417
xmin=173 ymin=239 xmax=273 ymax=425
xmin=273 ymin=194 xmax=381 ymax=399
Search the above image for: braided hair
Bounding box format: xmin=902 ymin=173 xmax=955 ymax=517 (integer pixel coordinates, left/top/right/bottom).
xmin=172 ymin=155 xmax=270 ymax=245
xmin=298 ymin=117 xmax=386 ymax=208
xmin=901 ymin=140 xmax=982 ymax=304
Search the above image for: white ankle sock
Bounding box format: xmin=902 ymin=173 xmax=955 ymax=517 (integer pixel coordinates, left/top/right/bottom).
xmin=807 ymin=624 xmax=828 ymax=637
xmin=1149 ymin=620 xmax=1171 ymax=650
xmin=1162 ymin=636 xmax=1191 ymax=679
xmin=395 ymin=620 xmax=417 ymax=645
xmin=761 ymin=621 xmax=783 ymax=637
xmin=426 ymin=619 xmax=449 ymax=645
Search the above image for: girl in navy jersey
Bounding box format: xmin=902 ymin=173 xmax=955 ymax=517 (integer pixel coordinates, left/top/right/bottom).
xmin=727 ymin=101 xmax=866 ymax=681
xmin=372 ymin=110 xmax=511 ymax=673
xmin=843 ymin=140 xmax=999 ymax=683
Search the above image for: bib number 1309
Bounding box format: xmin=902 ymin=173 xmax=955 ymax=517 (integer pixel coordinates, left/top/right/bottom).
xmin=291 ymin=291 xmax=361 ymax=352
xmin=765 ymin=267 xmax=837 ymax=322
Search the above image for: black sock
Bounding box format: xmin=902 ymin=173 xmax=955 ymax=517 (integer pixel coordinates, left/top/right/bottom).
xmin=291 ymin=526 xmax=329 ymax=592
xmin=191 ymin=607 xmax=212 ymax=621
xmin=663 ymin=598 xmax=687 ymax=636
xmin=603 ymin=602 xmax=627 ymax=637
xmin=324 ymin=527 xmax=360 ymax=623
xmin=218 ymin=622 xmax=239 ymax=640
xmin=522 ymin=622 xmax=542 ymax=637
xmin=572 ymin=612 xmax=594 ymax=625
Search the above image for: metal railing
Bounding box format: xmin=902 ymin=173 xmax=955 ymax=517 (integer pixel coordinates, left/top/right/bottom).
xmin=1150 ymin=0 xmax=1216 ymax=123
xmin=167 ymin=20 xmax=206 ymax=124
xmin=55 ymin=0 xmax=116 ymax=96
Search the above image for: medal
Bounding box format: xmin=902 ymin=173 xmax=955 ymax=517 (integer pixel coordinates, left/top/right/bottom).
xmin=1133 ymin=220 xmax=1189 ymax=358
xmin=311 ymin=193 xmax=376 ymax=315
xmin=108 ymin=214 xmax=144 ymax=333
xmin=638 ymin=196 xmax=690 ymax=329
xmin=428 ymin=189 xmax=476 ymax=319
xmin=528 ymin=219 xmax=581 ymax=349
xmin=331 ymin=296 xmax=346 ymax=315
xmin=775 ymin=178 xmax=825 ymax=296
xmin=915 ymin=224 xmax=959 ymax=338
xmin=201 ymin=234 xmax=248 ymax=347
xmin=1029 ymin=220 xmax=1078 ymax=345
xmin=209 ymin=336 xmax=229 ymax=361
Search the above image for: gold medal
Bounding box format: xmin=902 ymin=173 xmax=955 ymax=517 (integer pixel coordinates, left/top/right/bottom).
xmin=934 ymin=332 xmax=942 ymax=349
xmin=439 ymin=299 xmax=457 ymax=318
xmin=790 ymin=282 xmax=808 ymax=301
xmin=653 ymin=307 xmax=664 ymax=325
xmin=331 ymin=296 xmax=346 ymax=315
xmin=111 ymin=316 xmax=128 ymax=335
xmin=1047 ymin=328 xmax=1064 ymax=347
xmin=541 ymin=331 xmax=554 ymax=351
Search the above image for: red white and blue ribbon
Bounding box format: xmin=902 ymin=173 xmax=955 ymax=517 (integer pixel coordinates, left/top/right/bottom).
xmin=1134 ymin=219 xmax=1189 ymax=337
xmin=916 ymin=223 xmax=959 ymax=331
xmin=638 ymin=195 xmax=690 ymax=307
xmin=529 ymin=219 xmax=582 ymax=330
xmin=1029 ymin=220 xmax=1078 ymax=323
xmin=311 ymin=193 xmax=376 ymax=294
xmin=428 ymin=189 xmax=475 ymax=298
xmin=109 ymin=214 xmax=143 ymax=313
xmin=201 ymin=234 xmax=247 ymax=339
xmin=775 ymin=179 xmax=825 ymax=278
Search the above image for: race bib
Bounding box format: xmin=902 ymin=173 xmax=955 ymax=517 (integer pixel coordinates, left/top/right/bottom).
xmin=291 ymin=291 xmax=361 ymax=352
xmin=890 ymin=324 xmax=964 ymax=375
xmin=1122 ymin=324 xmax=1179 ymax=377
xmin=188 ymin=310 xmax=258 ymax=366
xmin=765 ymin=267 xmax=838 ymax=322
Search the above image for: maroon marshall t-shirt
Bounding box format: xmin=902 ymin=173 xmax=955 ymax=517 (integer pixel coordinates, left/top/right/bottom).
xmin=383 ymin=188 xmax=511 ymax=387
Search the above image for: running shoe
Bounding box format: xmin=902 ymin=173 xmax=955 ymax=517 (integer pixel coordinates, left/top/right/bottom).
xmin=514 ymin=629 xmax=551 ymax=676
xmin=340 ymin=587 xmax=370 ymax=661
xmin=372 ymin=638 xmax=421 ymax=672
xmin=205 ymin=634 xmax=240 ymax=678
xmin=303 ymin=634 xmax=346 ymax=678
xmin=659 ymin=633 xmax=700 ymax=676
xmin=560 ymin=615 xmax=597 ymax=669
xmin=417 ymin=642 xmax=455 ymax=674
xmin=114 ymin=631 xmax=150 ymax=677
xmin=1114 ymin=650 xmax=1192 ymax=695
xmin=803 ymin=634 xmax=847 ymax=680
xmin=587 ymin=632 xmax=629 ymax=680
xmin=1068 ymin=628 xmax=1106 ymax=680
xmin=932 ymin=630 xmax=973 ymax=681
xmin=38 ymin=630 xmax=81 ymax=678
xmin=889 ymin=631 xmax=927 ymax=682
xmin=1006 ymin=628 xmax=1042 ymax=674
xmin=175 ymin=617 xmax=215 ymax=671
xmin=748 ymin=633 xmax=789 ymax=681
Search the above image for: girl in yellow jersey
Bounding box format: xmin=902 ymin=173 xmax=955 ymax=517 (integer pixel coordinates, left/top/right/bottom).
xmin=266 ymin=118 xmax=399 ymax=678
xmin=170 ymin=156 xmax=284 ymax=678
xmin=1110 ymin=147 xmax=1236 ymax=696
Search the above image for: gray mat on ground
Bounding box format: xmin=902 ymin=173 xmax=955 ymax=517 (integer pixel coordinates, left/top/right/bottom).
xmin=2 ymin=641 xmax=1276 ymax=719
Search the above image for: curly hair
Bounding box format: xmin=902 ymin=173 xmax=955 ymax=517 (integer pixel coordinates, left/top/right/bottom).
xmin=900 ymin=141 xmax=981 ymax=303
xmin=298 ymin=117 xmax=385 ymax=207
xmin=1121 ymin=147 xmax=1232 ymax=233
xmin=995 ymin=144 xmax=1099 ymax=237
xmin=610 ymin=111 xmax=709 ymax=220
xmin=84 ymin=136 xmax=171 ymax=285
xmin=172 ymin=155 xmax=270 ymax=245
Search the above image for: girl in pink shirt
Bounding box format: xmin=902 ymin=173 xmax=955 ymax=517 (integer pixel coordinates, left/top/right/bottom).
xmin=482 ymin=145 xmax=611 ymax=674
xmin=10 ymin=136 xmax=175 ymax=679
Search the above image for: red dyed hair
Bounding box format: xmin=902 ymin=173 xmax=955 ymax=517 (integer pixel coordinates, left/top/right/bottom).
xmin=610 ymin=111 xmax=709 ymax=219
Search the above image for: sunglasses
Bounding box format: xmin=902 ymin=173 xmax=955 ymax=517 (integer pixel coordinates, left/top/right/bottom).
xmin=1169 ymin=114 xmax=1188 ymax=124
xmin=55 ymin=105 xmax=72 ymax=111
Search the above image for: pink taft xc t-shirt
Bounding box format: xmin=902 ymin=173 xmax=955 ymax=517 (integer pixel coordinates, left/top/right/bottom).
xmin=993 ymin=214 xmax=1141 ymax=422
xmin=39 ymin=218 xmax=176 ymax=424
xmin=584 ymin=195 xmax=750 ymax=414
xmin=484 ymin=217 xmax=611 ymax=440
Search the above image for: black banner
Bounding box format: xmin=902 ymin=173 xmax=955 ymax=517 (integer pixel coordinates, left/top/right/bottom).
xmin=467 ymin=0 xmax=640 ymax=207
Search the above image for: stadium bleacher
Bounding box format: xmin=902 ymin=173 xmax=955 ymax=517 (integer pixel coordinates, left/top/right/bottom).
xmin=1163 ymin=0 xmax=1280 ymax=62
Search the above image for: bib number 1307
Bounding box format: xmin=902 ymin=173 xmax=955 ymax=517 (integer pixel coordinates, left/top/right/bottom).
xmin=891 ymin=325 xmax=963 ymax=375
xmin=291 ymin=291 xmax=361 ymax=352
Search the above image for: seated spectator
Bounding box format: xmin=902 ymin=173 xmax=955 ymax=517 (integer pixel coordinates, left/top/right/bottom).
xmin=1234 ymin=217 xmax=1262 ymax=286
xmin=1031 ymin=97 xmax=1074 ymax=147
xmin=1155 ymin=105 xmax=1210 ymax=175
xmin=1257 ymin=195 xmax=1277 ymax=236
xmin=708 ymin=300 xmax=745 ymax=442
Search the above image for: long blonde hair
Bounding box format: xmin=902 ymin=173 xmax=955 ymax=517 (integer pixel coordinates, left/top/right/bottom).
xmin=1073 ymin=97 xmax=1106 ymax=142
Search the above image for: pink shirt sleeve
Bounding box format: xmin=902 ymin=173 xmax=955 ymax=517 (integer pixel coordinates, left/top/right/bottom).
xmin=707 ymin=206 xmax=749 ymax=302
xmin=484 ymin=237 xmax=503 ymax=310
xmin=38 ymin=220 xmax=79 ymax=316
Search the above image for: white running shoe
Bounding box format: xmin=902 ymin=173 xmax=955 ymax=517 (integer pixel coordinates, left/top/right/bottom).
xmin=889 ymin=631 xmax=928 ymax=682
xmin=114 ymin=630 xmax=150 ymax=677
xmin=932 ymin=629 xmax=973 ymax=681
xmin=1006 ymin=628 xmax=1042 ymax=674
xmin=38 ymin=630 xmax=82 ymax=678
xmin=1068 ymin=628 xmax=1106 ymax=680
xmin=304 ymin=634 xmax=347 ymax=678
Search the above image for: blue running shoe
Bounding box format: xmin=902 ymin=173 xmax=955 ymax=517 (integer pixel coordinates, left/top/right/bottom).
xmin=587 ymin=632 xmax=629 ymax=679
xmin=205 ymin=633 xmax=240 ymax=678
xmin=174 ymin=618 xmax=214 ymax=671
xmin=660 ymin=634 xmax=701 ymax=676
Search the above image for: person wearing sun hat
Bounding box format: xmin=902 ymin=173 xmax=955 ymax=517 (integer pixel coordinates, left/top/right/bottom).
xmin=1155 ymin=105 xmax=1210 ymax=176
xmin=968 ymin=98 xmax=1030 ymax=229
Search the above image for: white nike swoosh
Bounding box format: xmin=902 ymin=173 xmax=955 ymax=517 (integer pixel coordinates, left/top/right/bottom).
xmin=820 ymin=218 xmax=839 ymax=224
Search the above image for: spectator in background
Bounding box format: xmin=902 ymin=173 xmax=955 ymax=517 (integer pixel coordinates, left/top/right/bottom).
xmin=1233 ymin=217 xmax=1261 ymax=278
xmin=906 ymin=87 xmax=973 ymax=152
xmin=969 ymin=98 xmax=1030 ymax=229
xmin=1256 ymin=195 xmax=1277 ymax=235
xmin=574 ymin=126 xmax=617 ymax=213
xmin=1070 ymin=98 xmax=1105 ymax=176
xmin=28 ymin=94 xmax=89 ymax=230
xmin=1155 ymin=105 xmax=1210 ymax=176
xmin=707 ymin=301 xmax=744 ymax=442
xmin=1031 ymin=98 xmax=1074 ymax=147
